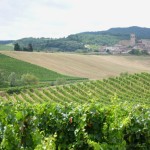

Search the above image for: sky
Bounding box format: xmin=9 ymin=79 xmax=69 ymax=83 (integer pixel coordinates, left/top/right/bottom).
xmin=0 ymin=0 xmax=150 ymax=40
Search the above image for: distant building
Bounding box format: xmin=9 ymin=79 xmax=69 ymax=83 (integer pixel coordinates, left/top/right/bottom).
xmin=130 ymin=33 xmax=136 ymax=46
xmin=99 ymin=33 xmax=150 ymax=54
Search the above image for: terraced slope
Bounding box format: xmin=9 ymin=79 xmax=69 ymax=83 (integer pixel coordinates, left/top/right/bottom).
xmin=1 ymin=72 xmax=150 ymax=106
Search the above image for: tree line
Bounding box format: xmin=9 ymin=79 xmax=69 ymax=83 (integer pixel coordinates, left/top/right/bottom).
xmin=14 ymin=43 xmax=33 ymax=52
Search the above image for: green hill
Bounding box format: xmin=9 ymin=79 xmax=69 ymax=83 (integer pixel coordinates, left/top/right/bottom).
xmin=1 ymin=26 xmax=150 ymax=52
xmin=105 ymin=26 xmax=150 ymax=39
xmin=0 ymin=53 xmax=81 ymax=82
xmin=0 ymin=72 xmax=149 ymax=149
xmin=15 ymin=26 xmax=150 ymax=51
xmin=2 ymin=72 xmax=150 ymax=106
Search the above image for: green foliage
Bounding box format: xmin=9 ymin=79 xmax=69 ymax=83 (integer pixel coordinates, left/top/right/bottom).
xmin=56 ymin=78 xmax=67 ymax=85
xmin=0 ymin=101 xmax=149 ymax=149
xmin=2 ymin=26 xmax=150 ymax=52
xmin=35 ymin=135 xmax=56 ymax=150
xmin=28 ymin=43 xmax=33 ymax=52
xmin=8 ymin=72 xmax=17 ymax=87
xmin=14 ymin=33 xmax=121 ymax=52
xmin=0 ymin=70 xmax=9 ymax=88
xmin=14 ymin=43 xmax=34 ymax=52
xmin=68 ymin=34 xmax=120 ymax=46
xmin=14 ymin=43 xmax=21 ymax=51
xmin=6 ymin=87 xmax=22 ymax=94
xmin=105 ymin=26 xmax=150 ymax=39
xmin=0 ymin=70 xmax=5 ymax=85
xmin=129 ymin=49 xmax=149 ymax=55
xmin=2 ymin=72 xmax=150 ymax=106
xmin=15 ymin=37 xmax=85 ymax=52
xmin=120 ymin=72 xmax=129 ymax=77
xmin=15 ymin=26 xmax=150 ymax=52
xmin=21 ymin=73 xmax=39 ymax=85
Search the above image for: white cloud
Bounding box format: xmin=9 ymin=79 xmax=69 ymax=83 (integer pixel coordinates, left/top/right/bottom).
xmin=0 ymin=0 xmax=150 ymax=40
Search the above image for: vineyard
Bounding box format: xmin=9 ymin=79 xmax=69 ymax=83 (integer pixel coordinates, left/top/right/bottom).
xmin=0 ymin=72 xmax=150 ymax=149
xmin=1 ymin=72 xmax=150 ymax=106
xmin=0 ymin=99 xmax=149 ymax=149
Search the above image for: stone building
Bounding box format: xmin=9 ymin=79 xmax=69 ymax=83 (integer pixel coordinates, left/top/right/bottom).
xmin=99 ymin=33 xmax=150 ymax=54
xmin=130 ymin=33 xmax=136 ymax=46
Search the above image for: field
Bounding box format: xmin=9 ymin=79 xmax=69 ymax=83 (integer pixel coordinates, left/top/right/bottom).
xmin=0 ymin=72 xmax=150 ymax=149
xmin=1 ymin=51 xmax=150 ymax=79
xmin=0 ymin=44 xmax=13 ymax=51
xmin=0 ymin=53 xmax=81 ymax=82
xmin=0 ymin=51 xmax=150 ymax=149
xmin=1 ymin=72 xmax=150 ymax=106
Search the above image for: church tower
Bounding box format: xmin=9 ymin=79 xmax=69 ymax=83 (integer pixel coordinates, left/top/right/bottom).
xmin=130 ymin=33 xmax=136 ymax=46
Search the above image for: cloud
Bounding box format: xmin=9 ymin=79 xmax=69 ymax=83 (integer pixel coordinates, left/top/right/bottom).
xmin=0 ymin=0 xmax=70 ymax=25
xmin=0 ymin=0 xmax=150 ymax=40
xmin=37 ymin=0 xmax=71 ymax=9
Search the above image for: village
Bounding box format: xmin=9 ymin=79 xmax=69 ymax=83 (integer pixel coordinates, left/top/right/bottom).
xmin=99 ymin=33 xmax=150 ymax=54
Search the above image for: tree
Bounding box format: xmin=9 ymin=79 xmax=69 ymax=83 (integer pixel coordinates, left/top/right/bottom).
xmin=22 ymin=47 xmax=28 ymax=51
xmin=28 ymin=43 xmax=33 ymax=52
xmin=0 ymin=70 xmax=5 ymax=86
xmin=142 ymin=50 xmax=149 ymax=55
xmin=129 ymin=49 xmax=141 ymax=55
xmin=21 ymin=73 xmax=38 ymax=85
xmin=14 ymin=43 xmax=21 ymax=51
xmin=8 ymin=72 xmax=17 ymax=87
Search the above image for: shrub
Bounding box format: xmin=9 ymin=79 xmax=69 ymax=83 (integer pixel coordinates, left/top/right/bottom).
xmin=6 ymin=87 xmax=22 ymax=94
xmin=21 ymin=73 xmax=39 ymax=85
xmin=8 ymin=72 xmax=17 ymax=87
xmin=56 ymin=78 xmax=66 ymax=85
xmin=0 ymin=70 xmax=5 ymax=85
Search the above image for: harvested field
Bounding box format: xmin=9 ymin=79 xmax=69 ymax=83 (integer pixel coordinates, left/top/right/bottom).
xmin=1 ymin=51 xmax=150 ymax=79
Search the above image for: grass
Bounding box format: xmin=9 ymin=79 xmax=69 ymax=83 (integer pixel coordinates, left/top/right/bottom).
xmin=1 ymin=51 xmax=150 ymax=79
xmin=0 ymin=53 xmax=82 ymax=82
xmin=0 ymin=44 xmax=14 ymax=51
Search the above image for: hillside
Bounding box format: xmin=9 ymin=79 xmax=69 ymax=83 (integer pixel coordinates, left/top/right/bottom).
xmin=0 ymin=40 xmax=13 ymax=44
xmin=1 ymin=51 xmax=150 ymax=79
xmin=0 ymin=53 xmax=150 ymax=149
xmin=15 ymin=26 xmax=150 ymax=51
xmin=1 ymin=26 xmax=150 ymax=52
xmin=0 ymin=53 xmax=81 ymax=82
xmin=0 ymin=72 xmax=149 ymax=149
xmin=105 ymin=26 xmax=150 ymax=39
xmin=1 ymin=72 xmax=150 ymax=106
xmin=80 ymin=26 xmax=150 ymax=39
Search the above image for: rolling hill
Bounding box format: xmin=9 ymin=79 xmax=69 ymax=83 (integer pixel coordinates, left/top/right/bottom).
xmin=1 ymin=72 xmax=150 ymax=106
xmin=0 ymin=53 xmax=81 ymax=82
xmin=1 ymin=51 xmax=150 ymax=79
xmin=1 ymin=72 xmax=149 ymax=149
xmin=1 ymin=26 xmax=150 ymax=52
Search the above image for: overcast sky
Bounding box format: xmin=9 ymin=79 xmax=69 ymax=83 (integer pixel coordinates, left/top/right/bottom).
xmin=0 ymin=0 xmax=150 ymax=40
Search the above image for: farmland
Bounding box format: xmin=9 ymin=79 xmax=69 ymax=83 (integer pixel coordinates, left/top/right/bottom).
xmin=1 ymin=51 xmax=150 ymax=79
xmin=0 ymin=52 xmax=150 ymax=149
xmin=0 ymin=44 xmax=13 ymax=51
xmin=1 ymin=72 xmax=150 ymax=106
xmin=0 ymin=72 xmax=150 ymax=149
xmin=0 ymin=53 xmax=82 ymax=82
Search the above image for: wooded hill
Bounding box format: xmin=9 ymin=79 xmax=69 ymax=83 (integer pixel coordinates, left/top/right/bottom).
xmin=1 ymin=26 xmax=150 ymax=51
